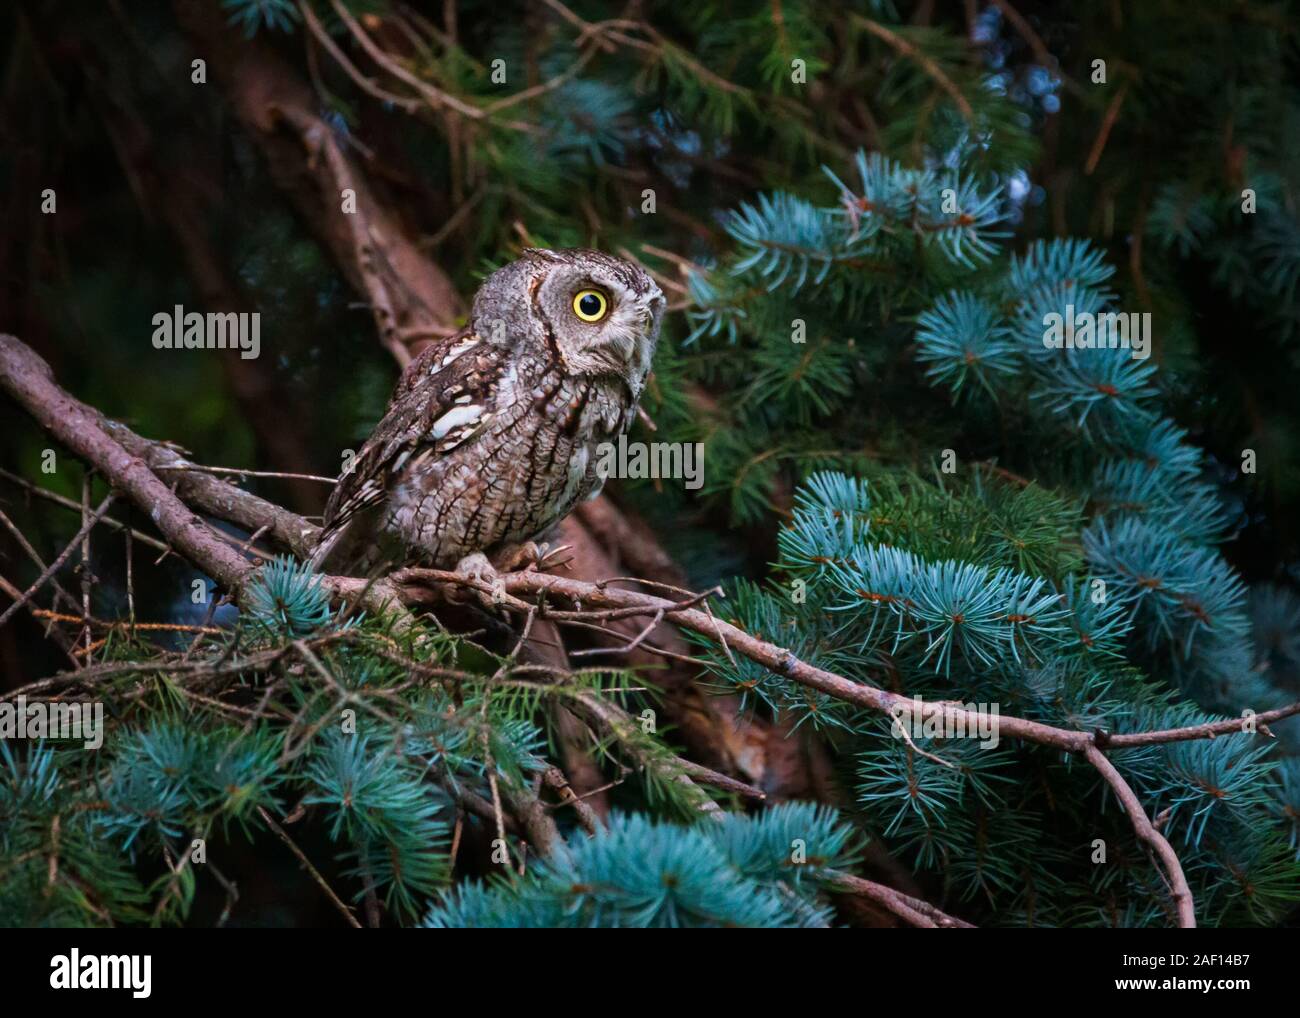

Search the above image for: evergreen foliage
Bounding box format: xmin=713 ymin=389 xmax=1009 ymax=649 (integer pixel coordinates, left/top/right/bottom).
xmin=424 ymin=804 xmax=859 ymax=928
xmin=2 ymin=0 xmax=1299 ymax=929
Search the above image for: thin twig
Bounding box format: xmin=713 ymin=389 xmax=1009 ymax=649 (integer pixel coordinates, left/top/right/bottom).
xmin=0 ymin=505 xmax=82 ymax=613
xmin=155 ymin=464 xmax=338 ymax=485
xmin=541 ymin=766 xmax=601 ymax=835
xmin=855 ymin=16 xmax=973 ymax=121
xmin=0 ymin=493 xmax=116 ymax=631
xmin=1084 ymin=80 xmax=1129 ymax=175
xmin=825 ymin=870 xmax=975 ymax=928
xmin=0 ymin=466 xmax=172 ymax=554
xmin=79 ymin=472 xmax=93 ymax=662
xmin=257 ymin=806 xmax=362 ymax=928
xmin=1084 ymin=744 xmax=1195 ymax=928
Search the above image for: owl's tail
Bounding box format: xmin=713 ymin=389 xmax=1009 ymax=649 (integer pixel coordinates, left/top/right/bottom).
xmin=306 ymin=525 xmax=343 ymax=572
xmin=308 ymin=512 xmax=396 ymax=578
xmin=307 ymin=520 xmax=351 ymax=575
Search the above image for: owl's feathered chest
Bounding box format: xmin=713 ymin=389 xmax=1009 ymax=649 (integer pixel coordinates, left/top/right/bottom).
xmin=381 ymin=342 xmax=633 ymax=565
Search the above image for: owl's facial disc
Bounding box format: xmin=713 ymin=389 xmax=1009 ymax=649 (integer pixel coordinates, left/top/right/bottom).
xmin=532 ymin=251 xmax=665 ymax=383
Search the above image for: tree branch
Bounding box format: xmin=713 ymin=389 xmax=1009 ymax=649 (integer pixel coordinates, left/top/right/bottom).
xmin=9 ymin=327 xmax=1284 ymax=928
xmin=824 ymin=870 xmax=976 ymax=929
xmin=0 ymin=335 xmax=254 ymax=591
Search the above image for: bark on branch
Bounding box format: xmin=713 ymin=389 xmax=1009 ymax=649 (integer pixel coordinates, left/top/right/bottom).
xmin=172 ymin=0 xmax=466 ymax=363
xmin=0 ymin=335 xmax=255 ymax=591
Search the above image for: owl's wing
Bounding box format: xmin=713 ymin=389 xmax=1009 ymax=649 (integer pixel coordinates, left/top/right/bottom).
xmin=312 ymin=329 xmax=498 ymax=568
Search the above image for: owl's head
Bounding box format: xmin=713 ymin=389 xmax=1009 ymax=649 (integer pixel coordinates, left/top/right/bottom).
xmin=473 ymin=248 xmax=665 ymax=393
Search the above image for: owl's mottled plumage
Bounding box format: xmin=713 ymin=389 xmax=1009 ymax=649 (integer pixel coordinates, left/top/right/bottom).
xmin=313 ymin=248 xmax=665 ymax=574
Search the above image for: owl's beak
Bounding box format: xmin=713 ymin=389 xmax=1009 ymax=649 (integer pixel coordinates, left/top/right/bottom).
xmin=645 ymin=289 xmax=667 ymax=336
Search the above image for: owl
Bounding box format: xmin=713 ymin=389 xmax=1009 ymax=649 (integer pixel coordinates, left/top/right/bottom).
xmin=312 ymin=248 xmax=666 ymax=587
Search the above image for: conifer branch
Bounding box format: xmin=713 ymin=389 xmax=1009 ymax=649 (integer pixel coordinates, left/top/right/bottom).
xmin=853 ymin=17 xmax=973 ymax=122
xmin=824 ymin=870 xmax=976 ymax=929
xmin=397 ymin=567 xmax=1300 ymax=929
xmin=10 ymin=323 xmax=1292 ymax=928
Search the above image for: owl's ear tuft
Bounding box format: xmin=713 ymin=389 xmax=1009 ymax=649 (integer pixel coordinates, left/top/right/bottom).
xmin=523 ymin=247 xmax=562 ymax=262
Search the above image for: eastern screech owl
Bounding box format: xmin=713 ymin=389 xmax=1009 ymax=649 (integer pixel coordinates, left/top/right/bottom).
xmin=312 ymin=248 xmax=666 ymax=580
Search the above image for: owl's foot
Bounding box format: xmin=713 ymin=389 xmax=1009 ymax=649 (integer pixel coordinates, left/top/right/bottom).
xmin=492 ymin=540 xmax=550 ymax=573
xmin=451 ymin=552 xmax=507 ymax=606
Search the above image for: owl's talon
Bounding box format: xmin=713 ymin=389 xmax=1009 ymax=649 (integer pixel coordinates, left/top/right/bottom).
xmin=538 ymin=542 xmax=571 ymax=570
xmin=521 ymin=540 xmax=550 ymax=572
xmin=493 ymin=540 xmax=548 ymax=573
xmin=452 ymin=552 xmax=507 ymax=606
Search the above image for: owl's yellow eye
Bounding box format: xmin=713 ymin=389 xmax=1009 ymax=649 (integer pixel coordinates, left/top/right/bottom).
xmin=573 ymin=289 xmax=609 ymax=322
